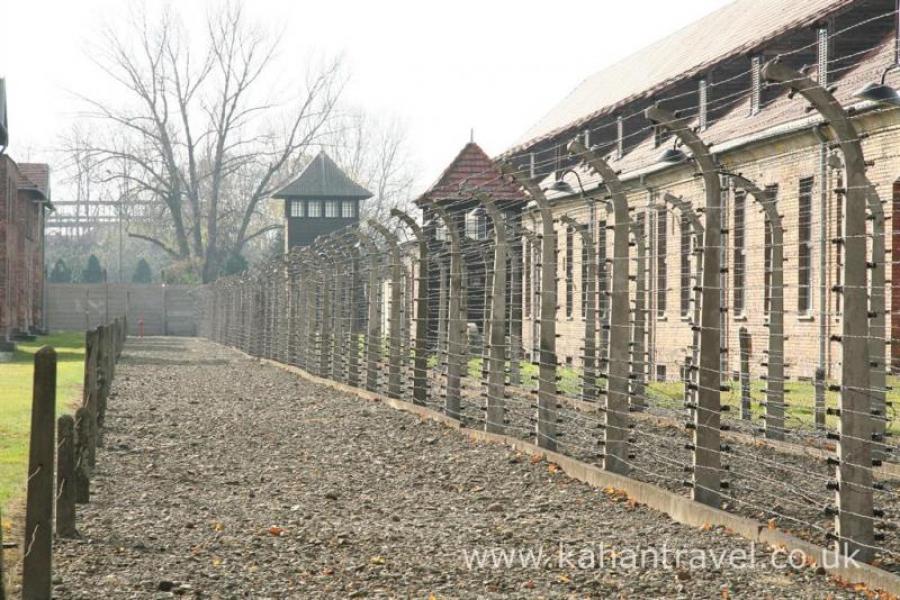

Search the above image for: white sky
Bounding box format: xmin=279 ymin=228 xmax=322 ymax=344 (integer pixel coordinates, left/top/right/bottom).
xmin=1 ymin=0 xmax=732 ymax=196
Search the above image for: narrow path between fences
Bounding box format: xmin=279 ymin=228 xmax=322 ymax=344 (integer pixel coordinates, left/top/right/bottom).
xmin=54 ymin=338 xmax=868 ymax=599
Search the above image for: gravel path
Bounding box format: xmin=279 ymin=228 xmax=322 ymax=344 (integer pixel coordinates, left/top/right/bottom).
xmin=51 ymin=337 xmax=870 ymax=599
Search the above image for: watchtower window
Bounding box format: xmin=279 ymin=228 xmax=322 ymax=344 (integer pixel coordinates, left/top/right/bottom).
xmin=342 ymin=200 xmax=355 ymax=218
xmin=307 ymin=200 xmax=322 ymax=218
xmin=324 ymin=200 xmax=338 ymax=218
xmin=290 ymin=200 xmax=304 ymax=217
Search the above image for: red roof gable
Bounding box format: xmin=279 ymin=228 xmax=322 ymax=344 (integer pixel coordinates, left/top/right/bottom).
xmin=416 ymin=142 xmax=525 ymax=205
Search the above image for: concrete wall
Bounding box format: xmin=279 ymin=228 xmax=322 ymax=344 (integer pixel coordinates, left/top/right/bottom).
xmin=46 ymin=283 xmax=200 ymax=336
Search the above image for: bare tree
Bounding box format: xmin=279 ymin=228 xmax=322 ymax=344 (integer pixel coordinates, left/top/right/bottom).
xmin=326 ymin=111 xmax=417 ymax=225
xmin=75 ymin=3 xmax=345 ymax=282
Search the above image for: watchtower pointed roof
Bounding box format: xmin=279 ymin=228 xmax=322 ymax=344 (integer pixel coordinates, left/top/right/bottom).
xmin=273 ymin=151 xmax=372 ymax=200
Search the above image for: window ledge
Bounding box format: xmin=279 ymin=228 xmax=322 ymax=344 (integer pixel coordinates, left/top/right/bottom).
xmin=657 ymin=315 xmax=668 ymax=322
xmin=733 ymin=314 xmax=749 ymax=323
xmin=797 ymin=314 xmax=815 ymax=322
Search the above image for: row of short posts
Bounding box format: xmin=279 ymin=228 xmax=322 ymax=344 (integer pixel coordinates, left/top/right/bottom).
xmin=13 ymin=317 xmax=126 ymax=600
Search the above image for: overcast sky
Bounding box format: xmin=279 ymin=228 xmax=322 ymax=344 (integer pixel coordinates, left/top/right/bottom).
xmin=1 ymin=0 xmax=732 ymax=196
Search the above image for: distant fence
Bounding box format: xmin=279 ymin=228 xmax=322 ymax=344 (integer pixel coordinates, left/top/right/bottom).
xmin=45 ymin=284 xmax=200 ymax=336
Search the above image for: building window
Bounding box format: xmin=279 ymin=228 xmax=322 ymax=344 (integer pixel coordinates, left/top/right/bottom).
xmin=598 ymin=219 xmax=608 ymax=316
xmin=680 ymin=214 xmax=692 ymax=318
xmin=656 ymin=206 xmax=667 ymax=316
xmin=565 ymin=225 xmax=574 ymax=318
xmin=290 ymin=200 xmax=304 ymax=217
xmin=733 ymin=190 xmax=746 ymax=315
xmin=750 ymin=55 xmax=762 ymax=116
xmin=342 ymin=201 xmax=355 ymax=218
xmin=798 ymin=177 xmax=814 ymax=315
xmin=307 ymin=200 xmax=322 ymax=217
xmin=324 ymin=200 xmax=338 ymax=218
xmin=764 ymin=184 xmax=778 ymax=316
xmin=465 ymin=207 xmax=488 ymax=240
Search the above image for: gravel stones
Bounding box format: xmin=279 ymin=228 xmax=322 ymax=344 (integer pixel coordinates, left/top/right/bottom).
xmin=51 ymin=338 xmax=871 ymax=599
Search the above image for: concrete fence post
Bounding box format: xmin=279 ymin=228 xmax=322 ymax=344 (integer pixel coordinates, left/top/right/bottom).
xmin=73 ymin=406 xmax=91 ymax=504
xmin=22 ymin=347 xmax=56 ymax=600
xmin=567 ymin=140 xmax=632 ymax=473
xmin=866 ymin=186 xmax=887 ymax=460
xmin=392 ymin=209 xmax=430 ymax=405
xmin=660 ymin=194 xmax=704 ymax=415
xmin=764 ymin=59 xmax=874 ymax=562
xmin=815 ymin=367 xmax=827 ymax=430
xmin=369 ymin=221 xmax=404 ymax=399
xmin=562 ymin=215 xmax=597 ymax=402
xmin=630 ymin=218 xmax=647 ymax=411
xmin=358 ymin=232 xmax=382 ymax=393
xmin=739 ymin=327 xmax=752 ymax=421
xmin=646 ymin=105 xmax=722 ymax=507
xmin=499 ymin=164 xmax=558 ymax=451
xmin=479 ymin=193 xmax=508 ymax=434
xmin=731 ymin=174 xmax=785 ymax=440
xmin=429 ymin=203 xmax=465 ymax=420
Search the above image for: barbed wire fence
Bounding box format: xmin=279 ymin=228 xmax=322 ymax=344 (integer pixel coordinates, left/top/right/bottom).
xmin=200 ymin=6 xmax=900 ymax=585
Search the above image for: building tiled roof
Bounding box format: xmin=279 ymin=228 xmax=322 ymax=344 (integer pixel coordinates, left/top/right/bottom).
xmin=540 ymin=31 xmax=897 ymax=197
xmin=510 ymin=0 xmax=855 ymax=154
xmin=272 ymin=151 xmax=372 ymax=200
xmin=17 ymin=163 xmax=51 ymax=201
xmin=416 ymin=142 xmax=526 ymax=205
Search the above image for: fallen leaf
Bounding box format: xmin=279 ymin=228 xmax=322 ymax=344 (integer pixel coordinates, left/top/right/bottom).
xmin=370 ymin=555 xmax=385 ymax=565
xmin=268 ymin=526 xmax=285 ymax=536
xmin=767 ymin=518 xmax=777 ymax=530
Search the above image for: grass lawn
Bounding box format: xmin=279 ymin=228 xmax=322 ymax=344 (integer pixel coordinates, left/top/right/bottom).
xmin=0 ymin=332 xmax=85 ymax=508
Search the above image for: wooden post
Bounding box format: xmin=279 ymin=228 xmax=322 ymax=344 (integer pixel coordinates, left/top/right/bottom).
xmin=56 ymin=415 xmax=78 ymax=538
xmin=73 ymin=407 xmax=91 ymax=504
xmin=646 ymin=106 xmax=722 ymax=507
xmin=739 ymin=327 xmax=752 ymax=421
xmin=567 ymin=141 xmax=632 ymax=473
xmin=392 ymin=209 xmax=430 ymax=405
xmin=22 ymin=347 xmax=56 ymax=600
xmin=764 ymin=59 xmax=874 ymax=562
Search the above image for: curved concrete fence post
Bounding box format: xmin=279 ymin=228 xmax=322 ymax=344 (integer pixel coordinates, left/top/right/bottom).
xmin=368 ymin=221 xmax=404 ymax=399
xmin=392 ymin=209 xmax=430 ymax=405
xmin=476 ymin=192 xmax=509 ymax=434
xmin=730 ymin=173 xmax=785 ymax=440
xmin=763 ymin=58 xmax=874 ymax=562
xmin=645 ymin=105 xmax=722 ymax=508
xmin=426 ymin=201 xmax=465 ymax=421
xmin=561 ymin=213 xmax=597 ymax=404
xmin=356 ymin=231 xmax=383 ymax=393
xmin=567 ymin=138 xmax=632 ymax=474
xmin=498 ymin=162 xmax=558 ymax=452
xmin=661 ymin=193 xmax=704 ymax=414
xmin=629 ymin=217 xmax=647 ymax=412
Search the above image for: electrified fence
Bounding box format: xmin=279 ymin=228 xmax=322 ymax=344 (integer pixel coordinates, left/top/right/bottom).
xmin=201 ymin=28 xmax=900 ymax=585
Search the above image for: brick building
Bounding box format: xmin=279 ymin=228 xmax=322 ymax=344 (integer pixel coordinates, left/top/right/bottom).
xmin=502 ymin=0 xmax=900 ymax=381
xmin=416 ymin=142 xmax=526 ymax=338
xmin=1 ymin=156 xmax=51 ymax=349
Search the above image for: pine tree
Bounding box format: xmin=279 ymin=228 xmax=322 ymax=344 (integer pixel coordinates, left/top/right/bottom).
xmin=48 ymin=258 xmax=73 ymax=283
xmin=132 ymin=258 xmax=153 ymax=283
xmin=81 ymin=254 xmax=105 ymax=283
